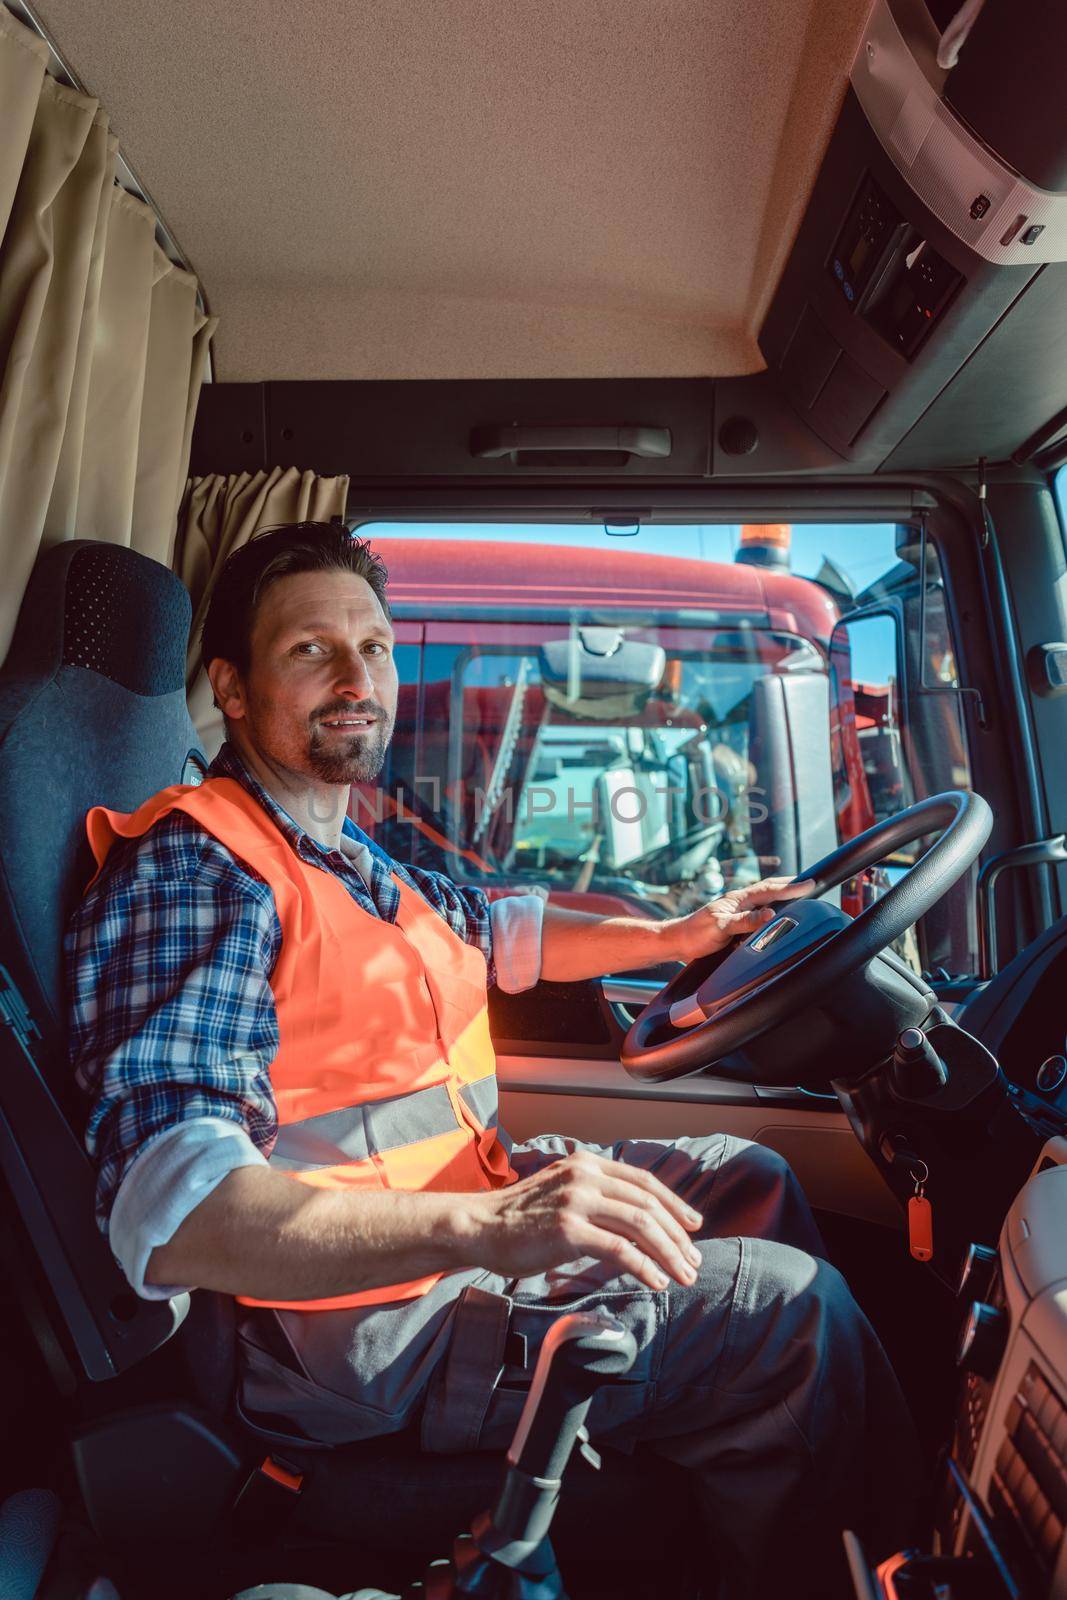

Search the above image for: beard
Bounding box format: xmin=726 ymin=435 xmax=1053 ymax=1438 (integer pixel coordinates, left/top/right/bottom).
xmin=307 ymin=701 xmax=395 ymax=784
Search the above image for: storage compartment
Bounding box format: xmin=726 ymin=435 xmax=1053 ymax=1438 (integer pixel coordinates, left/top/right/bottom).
xmin=191 ymin=378 xmax=714 ymax=480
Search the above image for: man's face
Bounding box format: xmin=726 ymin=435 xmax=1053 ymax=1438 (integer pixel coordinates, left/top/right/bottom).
xmin=223 ymin=569 xmax=399 ymax=785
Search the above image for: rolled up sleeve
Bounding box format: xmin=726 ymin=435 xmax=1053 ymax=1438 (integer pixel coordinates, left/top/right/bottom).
xmin=488 ymin=891 xmax=547 ymax=993
xmin=108 ymin=1115 xmax=269 ymax=1299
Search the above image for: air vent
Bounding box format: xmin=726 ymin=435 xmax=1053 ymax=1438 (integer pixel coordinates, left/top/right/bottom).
xmin=958 ymin=1371 xmax=991 ymax=1473
xmin=988 ymin=1363 xmax=1067 ymax=1588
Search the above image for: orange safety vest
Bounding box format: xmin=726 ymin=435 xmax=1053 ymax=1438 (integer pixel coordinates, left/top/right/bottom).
xmin=86 ymin=776 xmax=516 ymax=1312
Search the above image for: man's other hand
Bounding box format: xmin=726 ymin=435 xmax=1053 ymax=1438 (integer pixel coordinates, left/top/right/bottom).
xmin=465 ymin=1149 xmax=705 ymax=1291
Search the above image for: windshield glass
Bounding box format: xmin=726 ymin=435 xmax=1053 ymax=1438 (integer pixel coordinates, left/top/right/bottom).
xmin=389 ymin=626 xmax=825 ymax=915
xmin=365 ymin=519 xmax=903 ymax=592
xmin=356 ymin=518 xmax=975 ymax=975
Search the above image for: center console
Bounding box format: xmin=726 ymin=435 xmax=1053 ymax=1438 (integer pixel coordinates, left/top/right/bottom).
xmin=851 ymin=1137 xmax=1067 ymax=1598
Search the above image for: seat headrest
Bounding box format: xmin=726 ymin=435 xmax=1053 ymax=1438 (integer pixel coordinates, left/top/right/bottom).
xmin=0 ymin=540 xmax=201 ymax=1070
xmin=1 ymin=541 xmax=190 ymax=703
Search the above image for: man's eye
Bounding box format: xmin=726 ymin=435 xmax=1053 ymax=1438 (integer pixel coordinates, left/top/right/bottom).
xmin=365 ymin=642 xmax=390 ymax=657
xmin=294 ymin=642 xmax=325 ymax=656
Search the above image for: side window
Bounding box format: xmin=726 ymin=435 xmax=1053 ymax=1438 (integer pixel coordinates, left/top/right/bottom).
xmin=830 ymin=535 xmax=975 ymax=976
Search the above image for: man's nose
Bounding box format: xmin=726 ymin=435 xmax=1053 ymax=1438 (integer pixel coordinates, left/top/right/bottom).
xmin=334 ymin=649 xmax=375 ymax=699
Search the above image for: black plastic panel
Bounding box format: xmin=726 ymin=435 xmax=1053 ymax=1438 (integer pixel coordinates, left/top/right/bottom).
xmin=760 ymin=90 xmax=1037 ymax=467
xmin=189 ymin=383 xmax=268 ymax=476
xmin=488 ymin=979 xmax=617 ymax=1059
xmin=193 ymin=371 xmax=863 ymax=486
xmin=233 ymin=379 xmax=716 ymax=479
xmin=779 ymin=305 xmax=842 ymax=411
xmin=810 ymin=354 xmax=887 ymax=451
xmin=710 ymin=370 xmax=852 ymax=477
xmin=945 ymin=0 xmax=1067 ymax=194
xmin=884 ymin=265 xmax=1067 ymax=470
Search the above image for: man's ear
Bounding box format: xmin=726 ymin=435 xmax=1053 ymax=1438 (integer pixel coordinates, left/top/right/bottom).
xmin=207 ymin=657 xmax=246 ymax=722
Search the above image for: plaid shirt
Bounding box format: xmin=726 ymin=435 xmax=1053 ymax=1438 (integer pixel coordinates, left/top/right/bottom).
xmin=66 ymin=743 xmax=496 ymax=1233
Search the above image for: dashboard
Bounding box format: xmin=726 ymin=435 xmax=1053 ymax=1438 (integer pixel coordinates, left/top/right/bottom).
xmin=951 ymin=1138 xmax=1067 ymax=1594
xmin=846 ymin=909 xmax=1067 ymax=1599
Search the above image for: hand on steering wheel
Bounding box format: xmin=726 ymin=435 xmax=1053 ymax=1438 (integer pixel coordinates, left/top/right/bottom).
xmin=621 ymin=791 xmax=992 ymax=1085
xmin=670 ymin=874 xmax=814 ymax=962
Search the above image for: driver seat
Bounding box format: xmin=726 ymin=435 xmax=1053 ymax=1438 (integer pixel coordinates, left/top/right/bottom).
xmin=0 ymin=540 xmax=699 ymax=1595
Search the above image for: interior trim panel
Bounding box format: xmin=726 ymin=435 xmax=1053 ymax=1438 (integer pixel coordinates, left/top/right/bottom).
xmin=497 ymin=1054 xmax=902 ymax=1228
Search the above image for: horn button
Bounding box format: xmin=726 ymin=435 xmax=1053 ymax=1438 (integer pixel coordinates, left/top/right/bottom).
xmin=622 ymin=791 xmax=992 ymax=1085
xmin=668 ymin=900 xmax=849 ymax=1030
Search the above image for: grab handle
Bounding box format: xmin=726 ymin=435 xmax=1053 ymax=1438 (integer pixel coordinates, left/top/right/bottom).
xmin=469 ymin=424 xmax=672 ymax=460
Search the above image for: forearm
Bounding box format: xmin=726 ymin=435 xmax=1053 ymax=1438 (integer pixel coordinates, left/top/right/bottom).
xmin=539 ymin=903 xmax=682 ymax=983
xmin=146 ymin=1165 xmax=485 ymax=1300
xmin=148 ymin=1144 xmax=716 ymax=1302
xmin=538 ymin=875 xmax=808 ymax=983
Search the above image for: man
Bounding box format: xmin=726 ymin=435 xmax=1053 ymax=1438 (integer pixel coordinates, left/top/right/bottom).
xmin=68 ymin=523 xmax=917 ymax=1598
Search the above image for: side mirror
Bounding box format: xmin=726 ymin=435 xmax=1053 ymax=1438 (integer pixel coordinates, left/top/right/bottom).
xmin=828 ymin=609 xmax=908 ymax=838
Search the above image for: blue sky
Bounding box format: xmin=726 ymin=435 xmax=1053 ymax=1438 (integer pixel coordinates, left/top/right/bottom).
xmin=361 ymin=520 xmax=903 ymax=599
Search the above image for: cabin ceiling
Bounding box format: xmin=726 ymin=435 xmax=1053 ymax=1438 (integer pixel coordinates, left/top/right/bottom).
xmin=33 ymin=0 xmax=875 ymax=382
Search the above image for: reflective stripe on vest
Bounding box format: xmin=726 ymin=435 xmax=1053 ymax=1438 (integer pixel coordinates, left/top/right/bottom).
xmin=85 ymin=777 xmax=517 ymax=1312
xmin=269 ymin=1075 xmax=509 ymax=1173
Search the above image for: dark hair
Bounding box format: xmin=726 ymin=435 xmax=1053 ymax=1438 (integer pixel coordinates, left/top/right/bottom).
xmin=200 ymin=521 xmax=390 ymax=674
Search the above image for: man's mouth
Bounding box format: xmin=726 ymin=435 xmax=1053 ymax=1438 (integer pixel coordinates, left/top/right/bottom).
xmin=319 ymin=716 xmax=376 ymax=730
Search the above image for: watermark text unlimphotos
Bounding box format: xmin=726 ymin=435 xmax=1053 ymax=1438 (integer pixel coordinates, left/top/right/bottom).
xmin=305 ymin=777 xmax=771 ymax=830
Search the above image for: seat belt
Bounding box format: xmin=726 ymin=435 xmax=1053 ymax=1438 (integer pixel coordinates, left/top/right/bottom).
xmin=232 ymin=1453 xmax=306 ymax=1534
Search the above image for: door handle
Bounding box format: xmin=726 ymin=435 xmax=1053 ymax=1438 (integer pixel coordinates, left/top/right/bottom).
xmin=600 ymin=977 xmax=662 ymax=1010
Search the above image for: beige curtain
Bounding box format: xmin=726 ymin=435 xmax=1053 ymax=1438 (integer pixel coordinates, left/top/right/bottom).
xmin=177 ymin=467 xmax=351 ymax=755
xmin=0 ymin=8 xmax=216 ymax=663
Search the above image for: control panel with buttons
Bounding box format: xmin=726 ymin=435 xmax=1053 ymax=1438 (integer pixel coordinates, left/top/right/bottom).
xmin=826 ymin=172 xmax=964 ymax=360
xmin=827 ymin=173 xmax=908 ymax=309
xmin=867 ymin=239 xmax=964 ymax=360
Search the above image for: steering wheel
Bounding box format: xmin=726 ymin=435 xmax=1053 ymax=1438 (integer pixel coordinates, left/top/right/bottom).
xmin=620 ymin=790 xmax=992 ymax=1085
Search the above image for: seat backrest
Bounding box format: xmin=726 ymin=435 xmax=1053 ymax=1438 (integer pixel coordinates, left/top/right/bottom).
xmin=0 ymin=541 xmax=204 ymax=1380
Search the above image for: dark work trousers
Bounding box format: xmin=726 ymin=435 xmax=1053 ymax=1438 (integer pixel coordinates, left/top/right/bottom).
xmin=237 ymin=1133 xmax=921 ymax=1600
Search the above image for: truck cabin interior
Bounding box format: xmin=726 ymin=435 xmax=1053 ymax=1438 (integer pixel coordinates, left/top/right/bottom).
xmin=2 ymin=0 xmax=1067 ymax=1597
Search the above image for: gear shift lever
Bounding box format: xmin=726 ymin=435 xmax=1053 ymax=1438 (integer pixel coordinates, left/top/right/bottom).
xmin=231 ymin=1314 xmax=638 ymax=1600
xmin=414 ymin=1312 xmax=638 ymax=1600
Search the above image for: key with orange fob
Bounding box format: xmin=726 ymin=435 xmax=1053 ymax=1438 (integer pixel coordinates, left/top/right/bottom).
xmin=908 ymin=1160 xmax=934 ymax=1261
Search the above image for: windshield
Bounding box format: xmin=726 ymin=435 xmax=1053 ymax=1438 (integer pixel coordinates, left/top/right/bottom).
xmin=356 ymin=518 xmax=975 ymax=974
xmin=428 ymin=626 xmax=825 ymax=914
